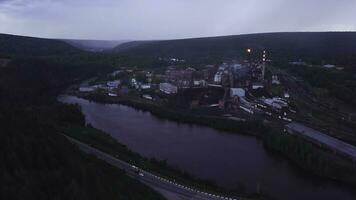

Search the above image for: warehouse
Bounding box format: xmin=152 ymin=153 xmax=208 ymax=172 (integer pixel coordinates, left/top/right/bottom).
xmin=285 ymin=122 xmax=356 ymax=161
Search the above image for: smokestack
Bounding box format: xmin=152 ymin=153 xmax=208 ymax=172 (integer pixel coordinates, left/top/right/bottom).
xmin=262 ymin=50 xmax=266 ymax=80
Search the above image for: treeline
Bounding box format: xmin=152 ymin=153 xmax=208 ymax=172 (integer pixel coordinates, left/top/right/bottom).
xmin=283 ymin=64 xmax=356 ymax=106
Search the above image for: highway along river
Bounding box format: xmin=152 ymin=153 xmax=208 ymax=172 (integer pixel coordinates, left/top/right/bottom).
xmin=59 ymin=95 xmax=356 ymax=200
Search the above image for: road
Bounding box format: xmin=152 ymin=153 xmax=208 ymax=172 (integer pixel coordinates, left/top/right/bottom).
xmin=286 ymin=122 xmax=356 ymax=161
xmin=64 ymin=135 xmax=241 ymax=200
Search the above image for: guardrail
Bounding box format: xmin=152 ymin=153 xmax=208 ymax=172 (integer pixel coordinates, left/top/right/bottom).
xmin=63 ymin=134 xmax=240 ymax=200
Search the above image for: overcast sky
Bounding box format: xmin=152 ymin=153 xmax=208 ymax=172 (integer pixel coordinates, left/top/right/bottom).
xmin=0 ymin=0 xmax=356 ymax=40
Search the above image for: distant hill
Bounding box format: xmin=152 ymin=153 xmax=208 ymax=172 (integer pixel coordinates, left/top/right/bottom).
xmin=113 ymin=40 xmax=156 ymax=52
xmin=113 ymin=32 xmax=356 ymax=65
xmin=0 ymin=33 xmax=82 ymax=57
xmin=63 ymin=39 xmax=130 ymax=52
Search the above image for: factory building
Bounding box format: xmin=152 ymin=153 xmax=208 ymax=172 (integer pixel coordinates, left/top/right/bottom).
xmin=159 ymin=83 xmax=178 ymax=94
xmin=107 ymin=80 xmax=120 ymax=88
xmin=323 ymin=64 xmax=336 ymax=69
xmin=79 ymin=87 xmax=96 ymax=92
xmin=263 ymin=97 xmax=288 ymax=110
xmin=214 ymin=71 xmax=223 ymax=83
xmin=230 ymin=88 xmax=245 ymax=97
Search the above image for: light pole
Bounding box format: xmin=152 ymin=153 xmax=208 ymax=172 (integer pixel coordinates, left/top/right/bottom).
xmin=246 ymin=48 xmax=252 ymax=63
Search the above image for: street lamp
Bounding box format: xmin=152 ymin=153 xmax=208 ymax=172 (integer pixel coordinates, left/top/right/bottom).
xmin=246 ymin=48 xmax=252 ymax=62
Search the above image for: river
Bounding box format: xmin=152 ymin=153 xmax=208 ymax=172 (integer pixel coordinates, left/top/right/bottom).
xmin=58 ymin=95 xmax=356 ymax=200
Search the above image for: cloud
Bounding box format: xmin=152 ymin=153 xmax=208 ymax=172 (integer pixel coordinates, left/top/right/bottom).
xmin=0 ymin=0 xmax=356 ymax=40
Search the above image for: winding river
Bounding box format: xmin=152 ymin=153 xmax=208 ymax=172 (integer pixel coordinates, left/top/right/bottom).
xmin=59 ymin=95 xmax=356 ymax=200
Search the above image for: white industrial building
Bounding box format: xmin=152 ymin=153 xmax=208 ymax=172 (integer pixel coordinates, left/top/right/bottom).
xmin=323 ymin=64 xmax=336 ymax=69
xmin=272 ymin=75 xmax=281 ymax=85
xmin=140 ymin=84 xmax=151 ymax=90
xmin=252 ymin=83 xmax=264 ymax=90
xmin=79 ymin=87 xmax=96 ymax=92
xmin=285 ymin=122 xmax=356 ymax=161
xmin=230 ymin=88 xmax=245 ymax=97
xmin=107 ymin=80 xmax=120 ymax=88
xmin=263 ymin=97 xmax=288 ymax=110
xmin=193 ymin=80 xmax=207 ymax=87
xmin=214 ymin=72 xmax=222 ymax=83
xmin=159 ymin=83 xmax=178 ymax=94
xmin=142 ymin=94 xmax=153 ymax=100
xmin=108 ymin=92 xmax=118 ymax=97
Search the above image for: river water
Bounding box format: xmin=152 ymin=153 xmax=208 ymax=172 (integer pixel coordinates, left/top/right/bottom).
xmin=59 ymin=95 xmax=356 ymax=200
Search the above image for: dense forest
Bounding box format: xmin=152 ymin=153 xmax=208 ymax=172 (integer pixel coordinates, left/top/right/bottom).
xmin=0 ymin=35 xmax=165 ymax=199
xmin=281 ymin=63 xmax=356 ymax=106
xmin=114 ymin=32 xmax=356 ymax=66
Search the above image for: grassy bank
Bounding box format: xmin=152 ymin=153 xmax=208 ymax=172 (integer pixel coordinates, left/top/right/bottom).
xmin=62 ymin=125 xmax=259 ymax=199
xmin=74 ymin=151 xmax=167 ymax=200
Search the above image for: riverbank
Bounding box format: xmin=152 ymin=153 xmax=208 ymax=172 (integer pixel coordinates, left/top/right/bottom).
xmin=80 ymin=92 xmax=266 ymax=136
xmin=78 ymin=92 xmax=356 ymax=187
xmin=62 ymin=125 xmax=259 ymax=199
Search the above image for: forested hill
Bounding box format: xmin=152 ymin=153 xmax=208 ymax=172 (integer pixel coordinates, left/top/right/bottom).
xmin=113 ymin=32 xmax=356 ymax=65
xmin=0 ymin=33 xmax=165 ymax=199
xmin=62 ymin=39 xmax=130 ymax=52
xmin=0 ymin=33 xmax=82 ymax=57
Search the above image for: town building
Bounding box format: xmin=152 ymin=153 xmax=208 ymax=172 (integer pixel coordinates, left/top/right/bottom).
xmin=159 ymin=83 xmax=178 ymax=94
xmin=165 ymin=67 xmax=195 ymax=88
xmin=289 ymin=61 xmax=307 ymax=66
xmin=107 ymin=80 xmax=120 ymax=88
xmin=252 ymin=83 xmax=264 ymax=90
xmin=165 ymin=67 xmax=195 ymax=81
xmin=323 ymin=64 xmax=336 ymax=69
xmin=230 ymin=88 xmax=245 ymax=98
xmin=262 ymin=97 xmax=288 ymax=110
xmin=214 ymin=72 xmax=223 ymax=83
xmin=140 ymin=84 xmax=151 ymax=90
xmin=284 ymin=92 xmax=290 ymax=98
xmin=108 ymin=92 xmax=118 ymax=97
xmin=193 ymin=80 xmax=207 ymax=87
xmin=110 ymin=70 xmax=121 ymax=76
xmin=79 ymin=86 xmax=96 ymax=92
xmin=142 ymin=94 xmax=153 ymax=100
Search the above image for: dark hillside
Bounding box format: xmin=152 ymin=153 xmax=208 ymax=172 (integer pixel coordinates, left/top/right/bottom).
xmin=114 ymin=32 xmax=356 ymax=65
xmin=0 ymin=50 xmax=165 ymax=199
xmin=63 ymin=39 xmax=130 ymax=52
xmin=0 ymin=33 xmax=82 ymax=57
